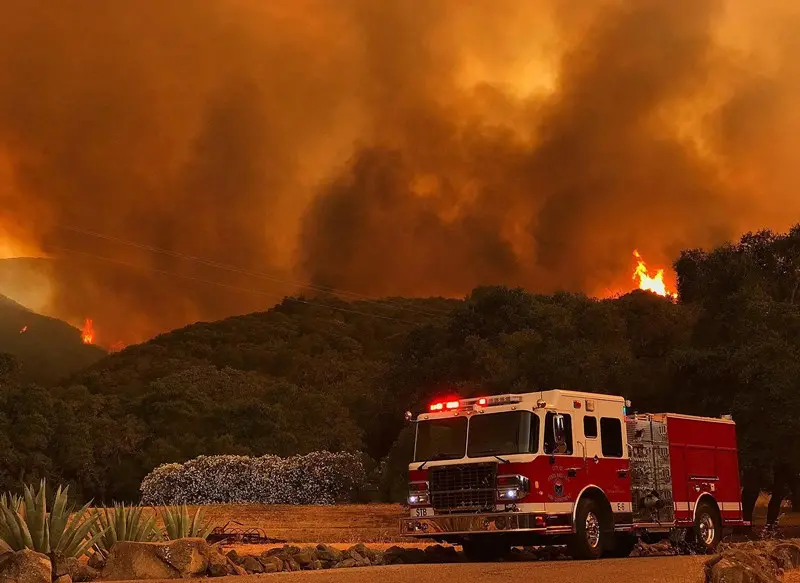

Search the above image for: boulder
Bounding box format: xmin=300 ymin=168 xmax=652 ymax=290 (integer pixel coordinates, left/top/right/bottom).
xmin=102 ymin=538 xmax=213 ymax=580
xmin=706 ymin=556 xmax=778 ymax=583
xmin=347 ymin=549 xmax=370 ymax=566
xmin=259 ymin=555 xmax=284 ymax=572
xmin=0 ymin=549 xmax=52 ymax=583
xmin=770 ymin=542 xmax=800 ymax=570
xmin=54 ymin=576 xmax=72 ymax=583
xmin=225 ymin=549 xmax=242 ymax=565
xmin=293 ymin=548 xmax=316 ymax=567
xmin=424 ymin=544 xmax=459 ymax=563
xmin=241 ymin=555 xmax=263 ymax=573
xmin=349 ymin=543 xmax=378 ymax=563
xmin=316 ymin=544 xmax=344 ymax=563
xmin=383 ymin=546 xmax=427 ymax=564
xmin=207 ymin=550 xmax=226 ymax=578
xmin=86 ymin=553 xmax=106 ymax=571
xmin=334 ymin=558 xmax=357 ymax=568
xmin=261 ymin=561 xmax=280 ymax=573
xmin=52 ymin=553 xmax=100 ymax=582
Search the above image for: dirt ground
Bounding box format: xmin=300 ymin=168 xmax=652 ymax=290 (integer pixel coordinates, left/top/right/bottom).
xmin=187 ymin=495 xmax=793 ymax=545
xmin=98 ymin=557 xmax=710 ymax=583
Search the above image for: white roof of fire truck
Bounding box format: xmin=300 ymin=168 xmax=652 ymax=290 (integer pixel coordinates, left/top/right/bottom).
xmin=420 ymin=389 xmax=624 ymax=419
xmin=419 ymin=389 xmax=734 ymax=424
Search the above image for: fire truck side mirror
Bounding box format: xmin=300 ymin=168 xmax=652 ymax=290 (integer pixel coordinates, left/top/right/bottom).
xmin=404 ymin=410 xmax=414 ymax=423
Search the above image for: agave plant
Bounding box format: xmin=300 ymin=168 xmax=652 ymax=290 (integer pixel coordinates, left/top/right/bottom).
xmin=91 ymin=503 xmax=160 ymax=558
xmin=159 ymin=505 xmax=211 ymax=540
xmin=0 ymin=492 xmax=21 ymax=512
xmin=0 ymin=480 xmax=105 ymax=558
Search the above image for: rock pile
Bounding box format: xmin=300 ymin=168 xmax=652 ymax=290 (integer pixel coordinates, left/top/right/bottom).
xmin=226 ymin=543 xmax=462 ymax=574
xmin=705 ymin=539 xmax=800 ymax=583
xmin=101 ymin=538 xmax=243 ymax=580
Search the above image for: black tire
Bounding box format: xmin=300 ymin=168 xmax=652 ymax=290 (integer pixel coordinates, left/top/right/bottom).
xmin=606 ymin=533 xmax=637 ymax=558
xmin=460 ymin=538 xmax=509 ymax=562
xmin=691 ymin=501 xmax=722 ymax=553
xmin=569 ymin=498 xmax=606 ymax=560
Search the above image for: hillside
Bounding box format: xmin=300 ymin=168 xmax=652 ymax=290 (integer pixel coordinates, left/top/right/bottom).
xmin=0 ymin=292 xmax=106 ymax=384
xmin=2 ymin=226 xmax=800 ymax=512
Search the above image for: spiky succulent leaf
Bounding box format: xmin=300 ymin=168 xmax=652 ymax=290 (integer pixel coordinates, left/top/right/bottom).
xmin=160 ymin=505 xmax=210 ymax=540
xmin=22 ymin=481 xmax=48 ymax=552
xmin=0 ymin=504 xmax=34 ymax=551
xmin=92 ymin=503 xmax=159 ymax=558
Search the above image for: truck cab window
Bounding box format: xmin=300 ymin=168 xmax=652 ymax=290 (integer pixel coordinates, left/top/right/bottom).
xmin=467 ymin=411 xmax=540 ymax=457
xmin=584 ymin=416 xmax=598 ymax=439
xmin=414 ymin=417 xmax=467 ymax=462
xmin=600 ymin=417 xmax=623 ymax=458
xmin=544 ymin=412 xmax=573 ymax=455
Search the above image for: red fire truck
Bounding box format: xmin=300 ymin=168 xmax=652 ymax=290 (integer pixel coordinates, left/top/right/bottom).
xmin=400 ymin=390 xmax=748 ymax=560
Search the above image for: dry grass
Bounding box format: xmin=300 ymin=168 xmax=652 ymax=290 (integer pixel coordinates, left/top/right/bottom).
xmin=131 ymin=503 xmax=408 ymax=544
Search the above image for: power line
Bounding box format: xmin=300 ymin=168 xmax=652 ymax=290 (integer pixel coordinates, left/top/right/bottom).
xmin=49 ymin=245 xmax=440 ymax=327
xmin=54 ymin=223 xmax=454 ymax=318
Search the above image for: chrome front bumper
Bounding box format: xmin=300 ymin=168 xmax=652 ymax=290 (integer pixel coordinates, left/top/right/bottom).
xmin=400 ymin=512 xmax=569 ymax=536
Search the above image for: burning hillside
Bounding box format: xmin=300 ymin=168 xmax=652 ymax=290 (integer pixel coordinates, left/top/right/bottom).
xmin=0 ymin=0 xmax=798 ymax=341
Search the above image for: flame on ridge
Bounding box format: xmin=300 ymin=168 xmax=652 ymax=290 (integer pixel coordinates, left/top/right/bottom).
xmin=632 ymin=250 xmax=677 ymax=300
xmin=81 ymin=318 xmax=95 ymax=344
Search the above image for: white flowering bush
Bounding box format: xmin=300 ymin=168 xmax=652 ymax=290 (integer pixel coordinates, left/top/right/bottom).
xmin=140 ymin=451 xmax=365 ymax=505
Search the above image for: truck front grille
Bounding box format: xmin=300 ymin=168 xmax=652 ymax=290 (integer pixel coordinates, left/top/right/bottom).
xmin=429 ymin=463 xmax=497 ymax=514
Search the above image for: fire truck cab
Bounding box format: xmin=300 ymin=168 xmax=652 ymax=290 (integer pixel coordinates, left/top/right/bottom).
xmin=400 ymin=390 xmax=747 ymax=560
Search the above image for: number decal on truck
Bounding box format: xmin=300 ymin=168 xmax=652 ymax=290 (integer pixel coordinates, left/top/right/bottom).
xmin=415 ymin=507 xmax=428 ymax=517
xmin=616 ymin=502 xmax=625 ymax=512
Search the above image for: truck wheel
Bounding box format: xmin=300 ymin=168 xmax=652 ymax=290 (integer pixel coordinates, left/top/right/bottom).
xmin=692 ymin=501 xmax=722 ymax=553
xmin=461 ymin=539 xmax=509 ymax=562
xmin=569 ymin=498 xmax=606 ymax=560
xmin=607 ymin=533 xmax=637 ymax=558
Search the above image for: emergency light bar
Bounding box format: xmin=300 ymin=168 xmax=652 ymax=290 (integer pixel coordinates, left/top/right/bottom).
xmin=428 ymin=394 xmax=523 ymax=412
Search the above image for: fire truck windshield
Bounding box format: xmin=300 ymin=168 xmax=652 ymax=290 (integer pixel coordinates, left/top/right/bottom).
xmin=414 ymin=411 xmax=541 ymax=462
xmin=468 ymin=411 xmax=539 ymax=457
xmin=414 ymin=417 xmax=467 ymax=462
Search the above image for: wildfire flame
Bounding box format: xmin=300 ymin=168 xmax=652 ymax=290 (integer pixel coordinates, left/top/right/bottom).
xmin=632 ymin=250 xmax=677 ymax=300
xmin=81 ymin=318 xmax=95 ymax=344
xmin=19 ymin=325 xmax=27 ymax=334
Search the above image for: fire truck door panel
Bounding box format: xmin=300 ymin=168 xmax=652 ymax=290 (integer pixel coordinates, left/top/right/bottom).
xmin=582 ymin=415 xmax=601 ymax=461
xmin=627 ymin=416 xmax=675 ymax=524
xmin=544 ymin=412 xmax=579 ymax=515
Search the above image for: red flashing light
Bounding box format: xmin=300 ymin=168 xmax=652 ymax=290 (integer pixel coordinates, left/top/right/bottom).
xmin=430 ymin=403 xmax=444 ymax=411
xmin=573 ymin=400 xmax=582 ymax=409
xmin=477 ymin=398 xmax=487 ymax=406
xmin=445 ymin=401 xmax=460 ymax=410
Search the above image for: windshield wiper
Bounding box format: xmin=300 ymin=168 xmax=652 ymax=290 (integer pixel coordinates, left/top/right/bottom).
xmin=417 ymin=452 xmax=461 ymax=470
xmin=471 ymin=449 xmax=511 ymax=464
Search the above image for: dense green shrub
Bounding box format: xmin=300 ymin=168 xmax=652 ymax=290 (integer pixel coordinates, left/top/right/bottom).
xmin=140 ymin=451 xmax=366 ymax=505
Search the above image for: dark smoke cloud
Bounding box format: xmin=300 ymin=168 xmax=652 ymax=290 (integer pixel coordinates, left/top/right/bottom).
xmin=0 ymin=0 xmax=798 ymax=344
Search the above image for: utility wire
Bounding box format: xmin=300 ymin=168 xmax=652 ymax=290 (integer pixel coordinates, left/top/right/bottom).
xmin=54 ymin=223 xmax=455 ymax=318
xmin=49 ymin=245 xmax=439 ymax=327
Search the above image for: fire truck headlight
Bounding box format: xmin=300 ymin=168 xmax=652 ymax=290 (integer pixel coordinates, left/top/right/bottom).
xmin=498 ymin=488 xmax=520 ymax=500
xmin=408 ymin=493 xmax=429 ymax=505
xmin=496 ymin=474 xmax=529 ymax=501
xmin=408 ymin=481 xmax=429 ymax=505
